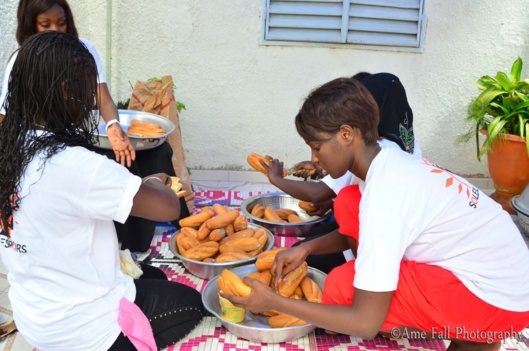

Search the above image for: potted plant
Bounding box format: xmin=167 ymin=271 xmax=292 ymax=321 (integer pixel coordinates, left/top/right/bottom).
xmin=458 ymin=57 xmax=529 ymax=213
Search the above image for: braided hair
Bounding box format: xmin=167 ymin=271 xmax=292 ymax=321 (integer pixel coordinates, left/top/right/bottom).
xmin=0 ymin=31 xmax=98 ymax=235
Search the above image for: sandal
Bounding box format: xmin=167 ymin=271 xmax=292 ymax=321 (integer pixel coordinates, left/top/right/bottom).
xmin=0 ymin=320 xmax=17 ymax=339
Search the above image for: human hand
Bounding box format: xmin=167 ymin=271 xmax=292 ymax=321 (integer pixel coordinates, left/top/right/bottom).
xmin=263 ymin=157 xmax=286 ymax=182
xmin=291 ymin=161 xmax=327 ymax=179
xmin=307 ymin=199 xmax=333 ymax=216
xmin=271 ymin=246 xmax=309 ymax=289
xmin=106 ymin=123 xmax=136 ymax=167
xmin=220 ymin=277 xmax=278 ymax=314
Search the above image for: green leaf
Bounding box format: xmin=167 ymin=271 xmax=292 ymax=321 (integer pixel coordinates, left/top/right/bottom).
xmin=495 ymin=72 xmax=514 ymax=91
xmin=510 ymin=57 xmax=523 ymax=83
xmin=476 ymin=76 xmax=501 ymax=91
xmin=176 ymin=101 xmax=186 ymax=113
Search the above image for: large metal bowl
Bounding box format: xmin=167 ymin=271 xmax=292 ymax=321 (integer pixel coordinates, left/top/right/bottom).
xmin=94 ymin=109 xmax=175 ymax=151
xmin=511 ymin=197 xmax=529 ymax=236
xmin=202 ymin=264 xmax=327 ymax=343
xmin=241 ymin=192 xmax=331 ymax=237
xmin=169 ymin=223 xmax=275 ymax=280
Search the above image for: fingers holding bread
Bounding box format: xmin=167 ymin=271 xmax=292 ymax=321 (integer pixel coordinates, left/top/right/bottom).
xmin=247 ymin=153 xmax=288 ymax=177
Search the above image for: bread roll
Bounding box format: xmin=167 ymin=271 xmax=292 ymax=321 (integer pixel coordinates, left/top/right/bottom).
xmin=298 ymin=200 xmax=319 ymax=213
xmin=206 ymin=209 xmax=240 ymax=230
xmin=218 ymin=269 xmax=252 ymax=297
xmin=268 ymin=313 xmax=307 ymax=328
xmin=179 ymin=207 xmax=215 ymax=228
xmin=274 ymin=208 xmax=297 ymax=220
xmin=215 ymin=251 xmax=252 ymax=263
xmin=250 ymin=203 xmax=265 ymax=218
xmin=287 ymin=214 xmax=304 ymax=223
xmin=181 ymin=241 xmax=219 ymax=261
xmin=208 ymin=228 xmax=227 ymax=241
xmin=247 ymin=153 xmax=288 ymax=177
xmin=300 ymin=276 xmax=322 ymax=303
xmin=264 ymin=206 xmax=285 ymax=222
xmin=233 ymin=215 xmax=248 ymax=232
xmin=255 ymin=247 xmax=287 ymax=271
xmin=224 ymin=237 xmax=261 ymax=252
xmin=277 ymin=262 xmax=308 ymax=297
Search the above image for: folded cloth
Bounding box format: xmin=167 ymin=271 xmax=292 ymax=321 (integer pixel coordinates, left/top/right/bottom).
xmin=118 ymin=298 xmax=156 ymax=351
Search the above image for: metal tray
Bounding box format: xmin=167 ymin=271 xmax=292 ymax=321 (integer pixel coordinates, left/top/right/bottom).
xmin=202 ymin=264 xmax=327 ymax=343
xmin=94 ymin=109 xmax=175 ymax=151
xmin=169 ymin=223 xmax=275 ymax=280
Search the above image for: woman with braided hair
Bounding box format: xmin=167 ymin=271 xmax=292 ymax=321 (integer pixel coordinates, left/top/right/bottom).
xmin=0 ymin=0 xmax=191 ymax=256
xmin=0 ymin=31 xmax=203 ymax=351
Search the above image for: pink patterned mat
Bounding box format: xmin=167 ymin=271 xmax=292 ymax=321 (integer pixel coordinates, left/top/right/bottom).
xmin=149 ymin=189 xmax=529 ymax=351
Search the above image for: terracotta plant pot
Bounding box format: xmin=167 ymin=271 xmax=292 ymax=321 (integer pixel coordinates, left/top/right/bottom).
xmin=486 ymin=133 xmax=529 ymax=214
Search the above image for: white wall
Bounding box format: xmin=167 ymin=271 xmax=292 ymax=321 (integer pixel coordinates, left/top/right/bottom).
xmin=2 ymin=0 xmax=529 ymax=177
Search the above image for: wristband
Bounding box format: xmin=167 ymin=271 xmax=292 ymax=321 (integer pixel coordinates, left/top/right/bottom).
xmin=143 ymin=176 xmax=163 ymax=184
xmin=105 ymin=119 xmax=120 ymax=132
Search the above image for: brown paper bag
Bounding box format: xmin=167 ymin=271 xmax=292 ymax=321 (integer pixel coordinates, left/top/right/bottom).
xmin=128 ymin=75 xmax=195 ymax=212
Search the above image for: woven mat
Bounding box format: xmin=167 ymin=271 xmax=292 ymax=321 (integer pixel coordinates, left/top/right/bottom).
xmin=151 ymin=183 xmax=529 ymax=351
xmin=150 ymin=224 xmax=529 ymax=351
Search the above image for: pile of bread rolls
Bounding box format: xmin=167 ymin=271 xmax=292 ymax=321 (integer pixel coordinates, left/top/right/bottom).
xmin=175 ymin=204 xmax=269 ymax=263
xmin=126 ymin=119 xmax=166 ymax=137
xmin=218 ymin=247 xmax=323 ymax=328
xmin=250 ymin=204 xmax=305 ymax=223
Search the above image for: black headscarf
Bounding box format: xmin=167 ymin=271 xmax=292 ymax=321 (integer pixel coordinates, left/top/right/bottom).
xmin=361 ymin=73 xmax=415 ymax=154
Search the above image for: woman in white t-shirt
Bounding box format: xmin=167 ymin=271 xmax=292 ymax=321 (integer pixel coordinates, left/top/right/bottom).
xmin=0 ymin=31 xmax=203 ymax=351
xmin=264 ymin=73 xmax=422 ymax=273
xmin=0 ymin=0 xmax=191 ymax=255
xmin=224 ymin=77 xmax=529 ymax=350
xmin=0 ymin=0 xmax=135 ymax=167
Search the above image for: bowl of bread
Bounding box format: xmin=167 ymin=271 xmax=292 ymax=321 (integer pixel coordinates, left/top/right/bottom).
xmin=202 ymin=250 xmax=327 ymax=343
xmin=94 ymin=109 xmax=175 ymax=151
xmin=241 ymin=192 xmax=331 ymax=237
xmin=169 ymin=204 xmax=274 ymax=280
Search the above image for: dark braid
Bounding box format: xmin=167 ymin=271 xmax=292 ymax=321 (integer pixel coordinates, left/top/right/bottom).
xmin=0 ymin=31 xmax=99 ymax=235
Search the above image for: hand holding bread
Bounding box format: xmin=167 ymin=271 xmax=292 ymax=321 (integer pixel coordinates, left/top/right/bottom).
xmin=247 ymin=153 xmax=288 ymax=178
xmin=218 ymin=248 xmax=323 ymax=328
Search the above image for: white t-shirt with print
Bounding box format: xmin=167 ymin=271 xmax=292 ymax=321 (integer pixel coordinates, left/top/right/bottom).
xmin=0 ymin=38 xmax=106 ymax=115
xmin=353 ymin=147 xmax=529 ymax=311
xmin=0 ymin=144 xmax=141 ymax=351
xmin=321 ymin=139 xmax=422 ymax=261
xmin=322 ymin=138 xmax=422 ymax=195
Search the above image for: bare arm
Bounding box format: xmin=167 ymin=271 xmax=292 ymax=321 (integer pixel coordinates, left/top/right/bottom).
xmin=265 ymin=158 xmax=335 ymax=203
xmin=271 ymin=230 xmax=350 ymax=283
xmin=130 ymin=173 xmax=181 ymax=222
xmin=98 ymin=83 xmax=136 ymax=167
xmin=223 ymin=278 xmax=393 ymax=339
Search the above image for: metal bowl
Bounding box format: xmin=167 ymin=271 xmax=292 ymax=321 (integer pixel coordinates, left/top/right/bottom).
xmin=202 ymin=264 xmax=327 ymax=343
xmin=169 ymin=223 xmax=275 ymax=280
xmin=241 ymin=192 xmax=331 ymax=237
xmin=511 ymin=197 xmax=529 ymax=236
xmin=94 ymin=109 xmax=176 ymax=151
xmin=512 ymin=184 xmax=529 ymax=215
